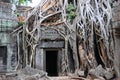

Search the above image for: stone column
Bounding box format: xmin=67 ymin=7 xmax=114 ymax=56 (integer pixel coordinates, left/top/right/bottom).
xmin=35 ymin=48 xmax=44 ymax=70
xmin=7 ymin=44 xmax=12 ymax=71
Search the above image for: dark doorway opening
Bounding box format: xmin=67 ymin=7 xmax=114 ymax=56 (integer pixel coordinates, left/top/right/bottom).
xmin=46 ymin=50 xmax=58 ymax=76
xmin=0 ymin=46 xmax=7 ymax=71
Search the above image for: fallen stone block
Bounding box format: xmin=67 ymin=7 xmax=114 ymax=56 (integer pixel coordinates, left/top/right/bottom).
xmin=104 ymin=68 xmax=114 ymax=80
xmin=89 ymin=65 xmax=105 ymax=78
xmin=77 ymin=70 xmax=85 ymax=77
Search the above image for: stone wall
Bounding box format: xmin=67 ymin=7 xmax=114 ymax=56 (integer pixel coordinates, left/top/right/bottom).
xmin=112 ymin=1 xmax=120 ymax=77
xmin=0 ymin=2 xmax=18 ymax=72
xmin=0 ymin=2 xmax=18 ymax=31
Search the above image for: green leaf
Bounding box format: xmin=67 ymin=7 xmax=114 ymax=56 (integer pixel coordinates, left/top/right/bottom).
xmin=66 ymin=3 xmax=76 ymax=12
xmin=66 ymin=3 xmax=76 ymax=21
xmin=18 ymin=21 xmax=24 ymax=26
xmin=19 ymin=0 xmax=25 ymax=4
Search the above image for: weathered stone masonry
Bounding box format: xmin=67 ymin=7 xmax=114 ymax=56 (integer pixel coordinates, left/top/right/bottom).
xmin=112 ymin=1 xmax=120 ymax=77
xmin=0 ymin=2 xmax=18 ymax=72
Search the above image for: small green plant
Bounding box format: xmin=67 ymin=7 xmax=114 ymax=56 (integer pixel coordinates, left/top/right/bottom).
xmin=16 ymin=13 xmax=24 ymax=26
xmin=18 ymin=21 xmax=24 ymax=26
xmin=66 ymin=3 xmax=76 ymax=21
xmin=12 ymin=0 xmax=32 ymax=5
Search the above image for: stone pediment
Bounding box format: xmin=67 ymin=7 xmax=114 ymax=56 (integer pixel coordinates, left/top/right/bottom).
xmin=41 ymin=25 xmax=66 ymax=40
xmin=40 ymin=40 xmax=65 ymax=48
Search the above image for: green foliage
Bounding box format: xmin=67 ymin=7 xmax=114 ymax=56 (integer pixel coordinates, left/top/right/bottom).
xmin=18 ymin=21 xmax=24 ymax=26
xmin=19 ymin=0 xmax=32 ymax=4
xmin=66 ymin=3 xmax=76 ymax=12
xmin=12 ymin=0 xmax=32 ymax=5
xmin=19 ymin=0 xmax=25 ymax=4
xmin=67 ymin=11 xmax=76 ymax=19
xmin=16 ymin=13 xmax=20 ymax=17
xmin=66 ymin=3 xmax=76 ymax=21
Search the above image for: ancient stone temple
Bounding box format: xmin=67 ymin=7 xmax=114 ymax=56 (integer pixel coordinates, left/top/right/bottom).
xmin=35 ymin=25 xmax=68 ymax=76
xmin=2 ymin=0 xmax=120 ymax=79
xmin=13 ymin=0 xmax=78 ymax=76
xmin=14 ymin=0 xmax=116 ymax=78
xmin=0 ymin=2 xmax=18 ymax=72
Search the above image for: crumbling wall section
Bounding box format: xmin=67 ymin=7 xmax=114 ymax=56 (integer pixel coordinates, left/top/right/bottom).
xmin=0 ymin=2 xmax=18 ymax=72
